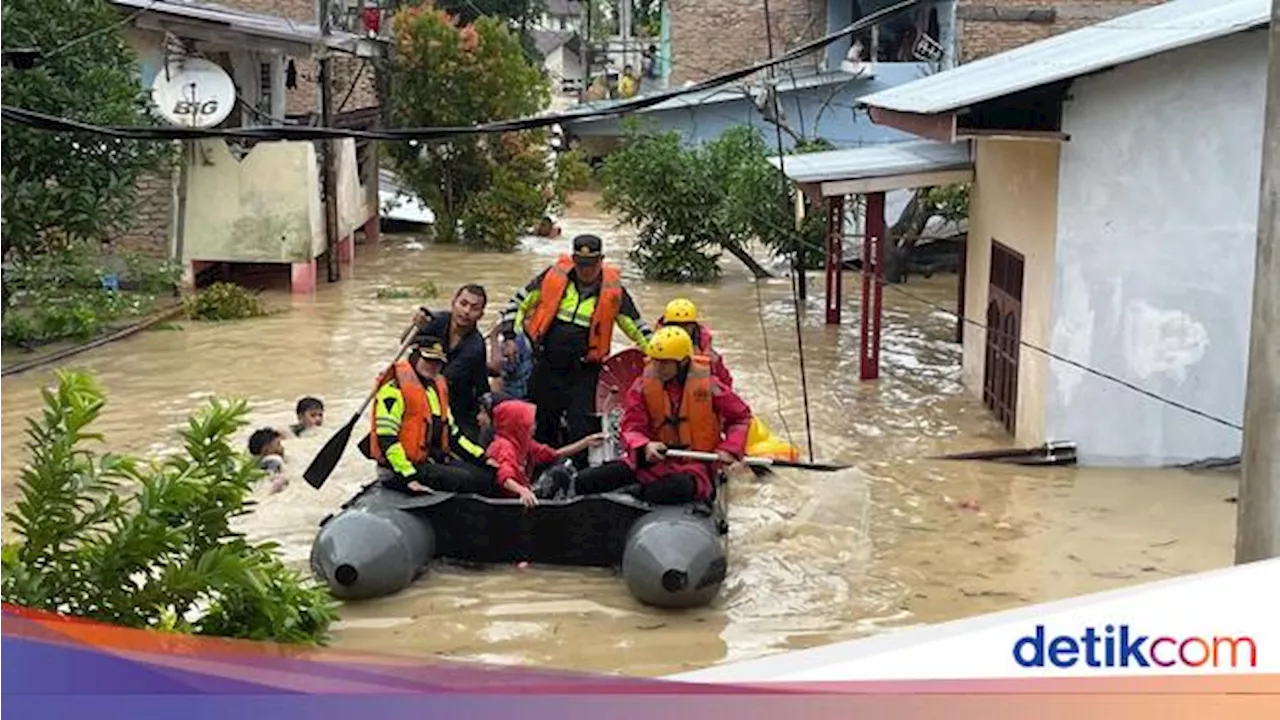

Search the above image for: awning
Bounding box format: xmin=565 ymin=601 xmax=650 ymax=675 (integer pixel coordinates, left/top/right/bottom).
xmin=767 ymin=139 xmax=974 ymax=197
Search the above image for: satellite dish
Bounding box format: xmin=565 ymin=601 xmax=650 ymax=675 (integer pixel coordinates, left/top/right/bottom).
xmin=151 ymin=58 xmax=236 ymax=128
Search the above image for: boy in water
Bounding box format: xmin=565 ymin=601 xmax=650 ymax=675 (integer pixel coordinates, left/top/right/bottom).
xmin=291 ymin=396 xmax=325 ymax=436
xmin=247 ymin=427 xmax=289 ymax=494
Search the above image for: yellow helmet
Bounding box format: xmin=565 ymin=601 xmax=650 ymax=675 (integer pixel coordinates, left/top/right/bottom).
xmin=662 ymin=298 xmax=698 ymax=324
xmin=647 ymin=326 xmax=694 ymax=361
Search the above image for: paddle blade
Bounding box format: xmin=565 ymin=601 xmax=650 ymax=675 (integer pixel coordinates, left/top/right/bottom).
xmin=304 ymin=413 xmax=358 ymax=489
xmin=772 ymin=459 xmax=852 ymax=472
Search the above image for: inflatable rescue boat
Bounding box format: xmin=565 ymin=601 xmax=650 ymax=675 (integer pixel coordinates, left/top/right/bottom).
xmin=309 ymin=349 xmax=799 ymax=609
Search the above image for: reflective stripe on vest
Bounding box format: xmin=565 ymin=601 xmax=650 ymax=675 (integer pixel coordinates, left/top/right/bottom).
xmin=368 ymin=360 xmax=451 ymax=465
xmin=640 ymin=355 xmax=721 ymax=452
xmin=524 ymin=255 xmax=623 ymax=363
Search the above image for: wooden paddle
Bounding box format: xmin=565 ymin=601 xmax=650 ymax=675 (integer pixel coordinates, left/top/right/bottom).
xmin=304 ymin=326 xmax=420 ymax=489
xmin=664 ymin=449 xmax=852 ymax=472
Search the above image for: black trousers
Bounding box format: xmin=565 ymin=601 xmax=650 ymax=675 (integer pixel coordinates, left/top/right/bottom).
xmin=528 ymin=359 xmax=601 ymax=468
xmin=573 ymin=461 xmax=699 ymax=505
xmin=381 ymin=458 xmax=497 ymax=496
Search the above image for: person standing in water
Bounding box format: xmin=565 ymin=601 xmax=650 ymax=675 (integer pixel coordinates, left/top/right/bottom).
xmin=498 ymin=234 xmax=651 ymax=466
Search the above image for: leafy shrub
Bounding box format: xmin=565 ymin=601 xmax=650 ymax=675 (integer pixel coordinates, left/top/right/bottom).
xmin=600 ymin=123 xmax=827 ymax=282
xmin=1 ymin=371 xmax=339 ymax=644
xmin=183 ymin=283 xmax=269 ymax=321
xmin=374 ymin=281 xmax=438 ymax=300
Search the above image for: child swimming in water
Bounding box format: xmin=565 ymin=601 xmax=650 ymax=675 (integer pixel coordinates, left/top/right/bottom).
xmin=247 ymin=427 xmax=289 ymax=494
xmin=290 ymin=396 xmax=325 ymax=436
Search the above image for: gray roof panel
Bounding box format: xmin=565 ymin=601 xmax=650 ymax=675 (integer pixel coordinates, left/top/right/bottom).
xmin=857 ymin=0 xmax=1270 ymax=115
xmin=766 ymin=140 xmax=973 ymax=184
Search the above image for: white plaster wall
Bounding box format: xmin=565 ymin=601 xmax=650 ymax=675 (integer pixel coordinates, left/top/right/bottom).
xmin=1048 ymin=29 xmax=1269 ymax=465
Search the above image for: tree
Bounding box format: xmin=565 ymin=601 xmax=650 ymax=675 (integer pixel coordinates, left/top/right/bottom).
xmin=1 ymin=0 xmax=171 ymax=261
xmin=1 ymin=371 xmax=339 ymax=645
xmin=600 ymin=123 xmax=824 ymax=282
xmin=386 ymin=6 xmax=583 ymax=250
xmin=883 ymin=183 xmax=970 ymax=283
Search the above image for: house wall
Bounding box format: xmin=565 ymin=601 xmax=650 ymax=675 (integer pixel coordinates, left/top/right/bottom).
xmin=1046 ymin=29 xmax=1269 ymax=465
xmin=962 ymin=138 xmax=1061 ymax=447
xmin=114 ymin=29 xmax=178 ymax=257
xmin=568 ymin=64 xmax=927 ymax=149
xmin=956 ymin=1 xmax=1167 ymax=61
xmin=546 ymin=45 xmax=586 ymax=93
xmin=667 ymin=0 xmax=826 ymax=84
xmin=215 ymin=0 xmax=380 ymax=116
xmin=183 ymin=139 xmax=325 ymax=263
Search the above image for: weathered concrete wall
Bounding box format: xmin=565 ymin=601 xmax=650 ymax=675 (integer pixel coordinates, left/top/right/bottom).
xmin=183 ymin=139 xmax=325 ymax=263
xmin=1047 ymin=29 xmax=1269 ymax=465
xmin=962 ymin=138 xmax=1061 ymax=447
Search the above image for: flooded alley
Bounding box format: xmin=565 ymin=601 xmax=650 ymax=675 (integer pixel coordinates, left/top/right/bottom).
xmin=0 ymin=195 xmax=1239 ymax=676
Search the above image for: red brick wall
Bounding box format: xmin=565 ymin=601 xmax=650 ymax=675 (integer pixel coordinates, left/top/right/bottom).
xmin=957 ymin=1 xmax=1167 ymax=62
xmin=118 ymin=170 xmax=175 ymax=257
xmin=667 ymin=0 xmax=826 ymax=85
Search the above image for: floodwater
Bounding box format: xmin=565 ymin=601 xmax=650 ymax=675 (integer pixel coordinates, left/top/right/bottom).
xmin=0 ymin=193 xmax=1239 ymax=676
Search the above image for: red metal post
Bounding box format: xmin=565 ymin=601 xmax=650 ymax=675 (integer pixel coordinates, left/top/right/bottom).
xmin=824 ymin=195 xmax=845 ymax=325
xmin=860 ymin=191 xmax=886 ymax=380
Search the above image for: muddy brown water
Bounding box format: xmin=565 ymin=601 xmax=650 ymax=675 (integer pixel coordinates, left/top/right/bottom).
xmin=0 ymin=195 xmax=1238 ymax=676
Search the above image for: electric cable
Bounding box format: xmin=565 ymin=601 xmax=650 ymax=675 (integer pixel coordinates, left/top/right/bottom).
xmin=734 ymin=199 xmax=1246 ymax=434
xmin=762 ymin=0 xmax=817 ymax=464
xmin=1 ymin=0 xmax=922 ymax=143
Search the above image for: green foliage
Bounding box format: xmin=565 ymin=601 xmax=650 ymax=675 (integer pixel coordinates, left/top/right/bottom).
xmin=374 ymin=281 xmax=438 ymax=300
xmin=1 ymin=0 xmax=173 ymax=260
xmin=1 ymin=245 xmax=178 ymax=348
xmin=385 ymin=7 xmax=554 ymax=250
xmin=599 ymin=123 xmax=825 ymax=282
xmin=924 ymin=184 xmax=970 ymax=224
xmin=1 ymin=371 xmax=338 ymax=644
xmin=183 ymin=283 xmax=269 ymax=321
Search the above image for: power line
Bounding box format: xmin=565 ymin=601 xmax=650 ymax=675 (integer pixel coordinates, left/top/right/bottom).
xmin=761 ymin=0 xmax=816 ymax=464
xmin=39 ymin=1 xmax=163 ymax=59
xmin=1 ymin=0 xmax=922 ymax=143
xmin=734 ymin=202 xmax=1246 ymax=434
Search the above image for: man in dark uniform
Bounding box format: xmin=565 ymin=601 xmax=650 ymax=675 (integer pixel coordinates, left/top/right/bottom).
xmin=410 ymin=283 xmax=490 ymax=439
xmin=498 ymin=235 xmax=651 ymax=466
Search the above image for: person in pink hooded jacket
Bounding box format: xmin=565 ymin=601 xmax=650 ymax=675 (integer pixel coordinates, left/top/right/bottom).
xmin=478 ymin=393 xmax=603 ymax=507
xmin=567 ymin=326 xmax=752 ymax=504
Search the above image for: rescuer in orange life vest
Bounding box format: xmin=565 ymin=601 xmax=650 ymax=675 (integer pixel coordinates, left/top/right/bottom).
xmin=548 ymin=326 xmax=753 ymax=505
xmin=358 ymin=336 xmax=493 ymax=495
xmin=498 ymin=234 xmax=652 ymax=467
xmin=654 ymin=298 xmax=733 ymax=388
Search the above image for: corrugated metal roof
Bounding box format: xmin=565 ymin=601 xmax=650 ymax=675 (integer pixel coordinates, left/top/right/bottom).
xmin=857 ymin=0 xmax=1270 ymax=115
xmin=112 ymin=0 xmax=384 ymax=55
xmin=766 ymin=140 xmax=972 ymax=184
xmin=566 ymin=68 xmax=906 ymax=125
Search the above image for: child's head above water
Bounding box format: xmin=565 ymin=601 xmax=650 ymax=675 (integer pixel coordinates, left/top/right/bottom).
xmin=295 ymin=396 xmax=324 ymax=429
xmin=248 ymin=427 xmax=285 ymax=459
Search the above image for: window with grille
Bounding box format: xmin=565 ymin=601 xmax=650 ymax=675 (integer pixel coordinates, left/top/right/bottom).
xmin=258 ymin=62 xmax=273 ymax=119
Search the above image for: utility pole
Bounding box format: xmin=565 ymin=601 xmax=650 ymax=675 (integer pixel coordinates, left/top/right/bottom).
xmin=318 ymin=0 xmax=341 ymax=283
xmin=1236 ymin=0 xmax=1280 ymax=564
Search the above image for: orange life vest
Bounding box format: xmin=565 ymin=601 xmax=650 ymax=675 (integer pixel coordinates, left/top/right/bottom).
xmin=368 ymin=360 xmax=451 ymax=466
xmin=523 ymin=255 xmax=624 ymax=364
xmin=641 ymin=355 xmax=721 ymax=452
